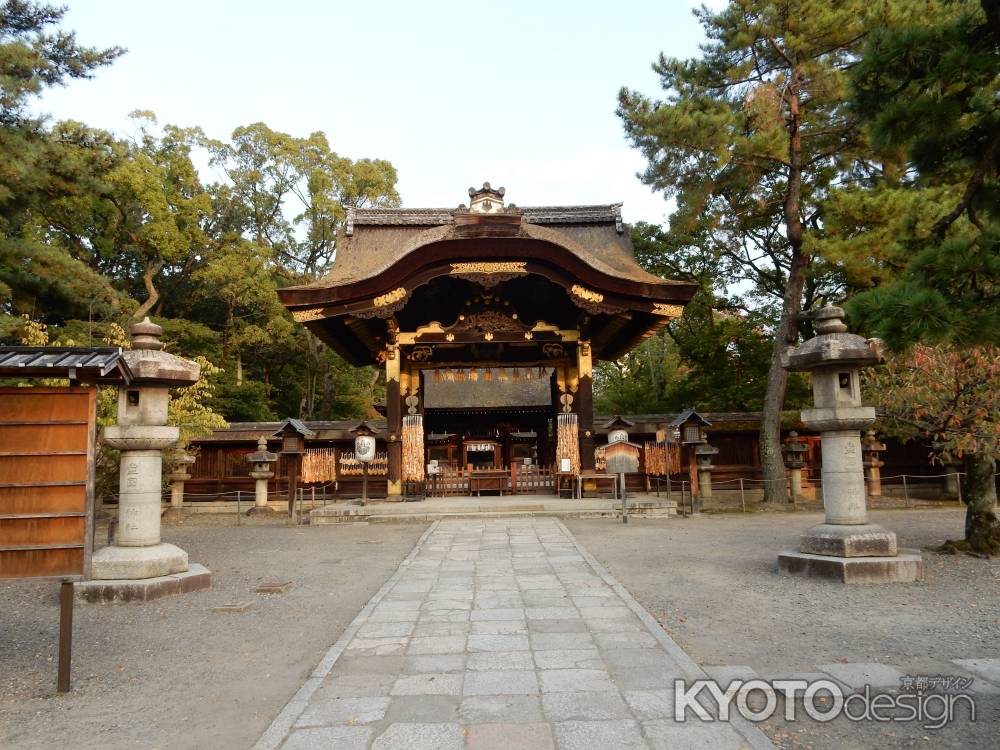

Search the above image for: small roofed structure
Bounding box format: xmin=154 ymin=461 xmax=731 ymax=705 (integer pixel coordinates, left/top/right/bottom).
xmin=602 ymin=415 xmax=636 ymax=431
xmin=271 ymin=418 xmax=316 ymax=453
xmin=351 ymin=420 xmax=378 ymax=437
xmin=0 ymin=346 xmax=132 ymax=384
xmin=670 ymin=409 xmax=712 ymax=444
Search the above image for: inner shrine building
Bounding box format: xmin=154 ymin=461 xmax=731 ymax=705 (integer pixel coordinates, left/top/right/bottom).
xmin=278 ymin=184 xmax=697 ymax=497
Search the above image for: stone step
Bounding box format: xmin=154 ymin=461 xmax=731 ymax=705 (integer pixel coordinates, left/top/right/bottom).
xmin=307 ymin=494 xmax=678 ymax=525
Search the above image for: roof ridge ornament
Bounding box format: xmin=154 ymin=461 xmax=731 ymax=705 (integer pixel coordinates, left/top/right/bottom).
xmin=468 ymin=182 xmax=506 ymax=213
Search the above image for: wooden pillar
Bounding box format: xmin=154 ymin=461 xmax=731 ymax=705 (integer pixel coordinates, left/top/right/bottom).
xmin=386 ymin=345 xmax=402 ymax=498
xmin=577 ymin=341 xmax=595 ymax=470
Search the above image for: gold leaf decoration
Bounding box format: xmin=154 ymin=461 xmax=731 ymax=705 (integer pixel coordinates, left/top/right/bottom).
xmin=449 ymin=262 xmax=527 ymax=275
xmin=291 ymin=308 xmax=324 ymax=322
xmin=374 ymin=287 xmax=407 ymax=307
xmin=571 ymin=285 xmax=604 ymax=303
xmin=652 ymin=303 xmax=685 ymax=317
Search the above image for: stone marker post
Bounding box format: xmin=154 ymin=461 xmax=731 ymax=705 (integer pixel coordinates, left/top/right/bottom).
xmin=169 ymin=451 xmax=195 ymax=511
xmin=943 ymin=463 xmax=961 ymax=498
xmin=248 ymin=437 xmax=278 ymax=512
xmin=86 ymin=319 xmax=212 ymax=597
xmin=778 ymin=306 xmax=922 ymax=583
xmin=781 ymin=431 xmax=808 ymax=501
xmin=694 ymin=443 xmax=718 ymax=502
xmin=861 ymin=430 xmax=886 ymax=498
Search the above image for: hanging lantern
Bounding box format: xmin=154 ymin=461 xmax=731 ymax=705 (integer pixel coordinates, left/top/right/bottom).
xmin=484 ymin=368 xmax=494 ymax=382
xmin=352 ymin=421 xmax=377 ymax=463
xmin=469 ymin=368 xmax=479 ymax=381
xmin=433 ymin=369 xmax=442 ymax=383
xmin=512 ymin=368 xmax=521 ymax=381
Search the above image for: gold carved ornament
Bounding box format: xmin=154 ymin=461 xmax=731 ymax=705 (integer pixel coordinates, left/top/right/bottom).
xmin=374 ymin=287 xmax=407 ymax=307
xmin=408 ymin=345 xmax=433 ymax=362
xmin=291 ymin=308 xmax=325 ymax=322
xmin=449 ymin=262 xmax=527 ymax=275
xmin=571 ymin=285 xmax=604 ymax=304
xmin=651 ymin=303 xmax=685 ymax=318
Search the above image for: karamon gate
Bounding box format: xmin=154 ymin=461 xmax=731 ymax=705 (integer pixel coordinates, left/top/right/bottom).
xmin=279 ymin=184 xmax=696 ymax=498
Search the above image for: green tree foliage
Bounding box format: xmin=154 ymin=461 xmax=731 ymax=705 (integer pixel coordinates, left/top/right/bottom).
xmin=616 ymin=0 xmax=906 ymax=501
xmin=846 ymin=0 xmax=1000 ymax=348
xmin=0 ymin=1 xmax=123 ymax=324
xmin=595 ymin=222 xmax=811 ymax=415
xmin=0 ymin=5 xmax=400 ymax=425
xmin=838 ymin=0 xmax=1000 ymax=553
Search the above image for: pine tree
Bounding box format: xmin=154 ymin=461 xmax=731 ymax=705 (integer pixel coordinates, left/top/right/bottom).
xmin=846 ymin=0 xmax=1000 ymax=552
xmin=617 ymin=0 xmax=909 ymax=501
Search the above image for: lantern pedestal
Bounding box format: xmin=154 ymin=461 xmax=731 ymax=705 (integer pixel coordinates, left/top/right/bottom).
xmin=248 ymin=471 xmax=277 ymax=514
xmin=777 ymin=548 xmax=924 ymax=584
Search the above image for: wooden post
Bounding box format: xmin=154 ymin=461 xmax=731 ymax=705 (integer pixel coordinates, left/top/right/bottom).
xmin=287 ymin=455 xmax=300 ymax=518
xmin=577 ymin=342 xmax=595 ymax=471
xmin=386 ymin=346 xmax=402 ymax=498
xmin=57 ymin=580 xmax=73 ymax=693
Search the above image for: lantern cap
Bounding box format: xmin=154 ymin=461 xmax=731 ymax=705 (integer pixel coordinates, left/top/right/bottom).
xmin=786 ymin=305 xmax=881 ymax=372
xmin=248 ymin=436 xmax=278 ymax=463
xmin=351 ymin=420 xmax=378 ymax=437
xmin=668 ymin=408 xmax=712 ymax=428
xmin=118 ymin=316 xmax=200 ymax=387
xmin=271 ymin=418 xmax=316 ymax=439
xmin=602 ymin=415 xmax=635 ymax=431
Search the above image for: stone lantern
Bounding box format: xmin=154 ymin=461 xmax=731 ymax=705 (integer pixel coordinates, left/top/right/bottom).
xmin=89 ymin=318 xmax=210 ymax=590
xmin=781 ymin=431 xmax=809 ymax=501
xmin=778 ymin=306 xmax=922 ymax=583
xmin=861 ymin=430 xmax=887 ymax=497
xmin=247 ymin=437 xmax=278 ymax=512
xmin=168 ymin=451 xmax=196 ymax=511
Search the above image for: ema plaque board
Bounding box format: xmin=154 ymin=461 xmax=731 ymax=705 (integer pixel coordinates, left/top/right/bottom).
xmin=0 ymin=387 xmax=96 ymax=582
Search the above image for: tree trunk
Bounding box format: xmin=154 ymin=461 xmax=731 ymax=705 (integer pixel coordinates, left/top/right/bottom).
xmin=319 ymin=370 xmax=335 ymax=420
xmin=760 ymin=249 xmax=808 ymax=503
xmin=235 ymin=351 xmax=243 ymax=386
xmin=132 ymin=259 xmax=163 ymax=321
xmin=762 ymin=74 xmax=808 ymax=504
xmin=963 ymin=451 xmax=1000 ymax=555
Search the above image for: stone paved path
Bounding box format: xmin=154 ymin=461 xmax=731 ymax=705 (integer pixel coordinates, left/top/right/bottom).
xmin=255 ymin=519 xmax=772 ymax=750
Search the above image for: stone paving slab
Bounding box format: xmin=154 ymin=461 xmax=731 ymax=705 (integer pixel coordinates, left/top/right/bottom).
xmin=952 ymin=658 xmax=1000 ymax=688
xmin=255 ymin=518 xmax=773 ymax=750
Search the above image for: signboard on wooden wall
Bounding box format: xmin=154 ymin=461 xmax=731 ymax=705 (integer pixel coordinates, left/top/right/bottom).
xmin=0 ymin=387 xmax=96 ymax=582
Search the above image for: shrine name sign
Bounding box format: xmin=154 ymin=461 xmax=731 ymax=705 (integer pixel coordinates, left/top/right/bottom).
xmin=0 ymin=387 xmax=96 ymax=582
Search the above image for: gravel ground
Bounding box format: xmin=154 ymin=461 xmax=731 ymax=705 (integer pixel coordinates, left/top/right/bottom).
xmin=0 ymin=516 xmax=428 ymax=750
xmin=566 ymin=508 xmax=1000 ymax=750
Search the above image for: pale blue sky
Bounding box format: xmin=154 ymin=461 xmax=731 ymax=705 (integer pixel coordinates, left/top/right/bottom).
xmin=40 ymin=0 xmax=719 ymax=223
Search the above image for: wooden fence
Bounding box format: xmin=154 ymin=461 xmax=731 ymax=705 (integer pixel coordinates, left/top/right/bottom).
xmin=426 ymin=464 xmax=555 ymax=497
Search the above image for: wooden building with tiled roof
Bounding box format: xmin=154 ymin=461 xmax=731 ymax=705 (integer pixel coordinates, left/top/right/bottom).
xmin=275 ymin=183 xmax=697 ymax=498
